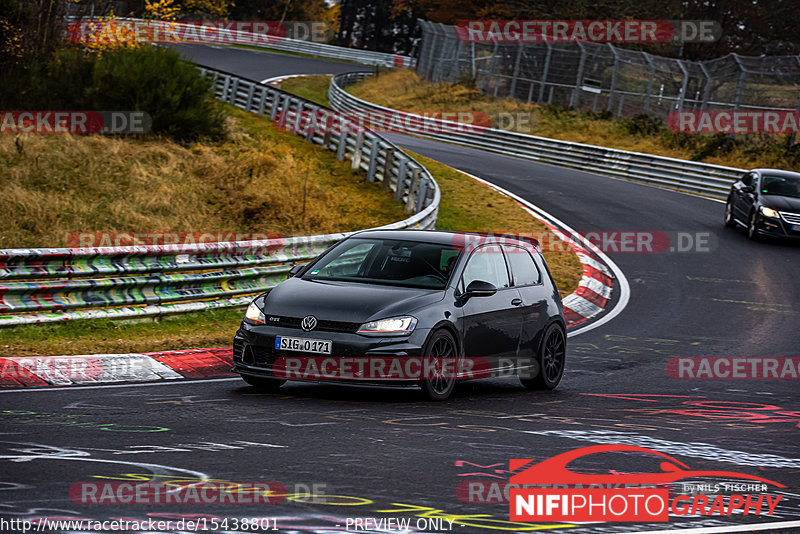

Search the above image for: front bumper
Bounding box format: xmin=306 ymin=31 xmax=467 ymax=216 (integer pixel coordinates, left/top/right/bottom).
xmin=233 ymin=321 xmax=430 ymax=384
xmin=754 ymin=212 xmax=800 ymax=240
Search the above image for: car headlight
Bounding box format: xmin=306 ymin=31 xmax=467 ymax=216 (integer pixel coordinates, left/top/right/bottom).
xmin=244 ymin=301 xmax=265 ymax=325
xmin=760 ymin=206 xmax=779 ymax=219
xmin=357 ymin=315 xmax=418 ymax=335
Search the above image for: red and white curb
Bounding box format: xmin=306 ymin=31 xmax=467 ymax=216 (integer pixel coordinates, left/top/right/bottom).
xmin=0 ymin=170 xmax=627 ymax=388
xmin=0 ymin=348 xmax=234 ymax=387
xmin=455 ymin=168 xmax=627 ymax=334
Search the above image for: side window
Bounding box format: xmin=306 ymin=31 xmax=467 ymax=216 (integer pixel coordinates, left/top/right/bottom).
xmin=505 ymin=246 xmax=541 ymax=286
xmin=461 ymin=246 xmax=510 ymax=290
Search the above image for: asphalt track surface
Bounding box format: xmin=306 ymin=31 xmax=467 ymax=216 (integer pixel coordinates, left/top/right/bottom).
xmin=1 ymin=45 xmax=799 ymax=534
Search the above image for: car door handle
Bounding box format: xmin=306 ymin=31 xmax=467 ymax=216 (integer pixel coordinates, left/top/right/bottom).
xmin=511 ymin=298 xmax=523 ymax=306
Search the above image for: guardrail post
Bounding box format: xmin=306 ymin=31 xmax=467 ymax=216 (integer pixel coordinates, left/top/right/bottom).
xmin=382 ymin=148 xmax=395 ymax=191
xmin=336 ymin=130 xmax=348 ymax=161
xmin=395 ymin=159 xmax=407 ymax=200
xmin=246 ymin=84 xmax=255 ymax=111
xmin=258 ymin=87 xmax=268 ymax=115
xmin=405 ymin=168 xmax=421 ymax=212
xmin=269 ymin=92 xmax=282 ymax=120
xmin=221 ymin=75 xmax=231 ymax=102
xmin=416 ymin=177 xmax=429 ymax=212
xmin=230 ymin=78 xmax=240 ymax=105
xmin=366 ymin=139 xmax=380 ymax=182
xmin=351 ymin=132 xmax=364 ymax=169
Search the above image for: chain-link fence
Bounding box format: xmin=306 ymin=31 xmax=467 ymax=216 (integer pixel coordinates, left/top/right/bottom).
xmin=416 ymin=20 xmax=800 ymax=121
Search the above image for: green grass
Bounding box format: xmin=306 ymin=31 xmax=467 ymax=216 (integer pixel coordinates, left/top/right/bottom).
xmin=278 ymin=75 xmax=332 ymax=106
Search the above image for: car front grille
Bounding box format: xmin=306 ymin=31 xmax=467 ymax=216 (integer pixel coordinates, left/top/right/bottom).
xmin=264 ymin=315 xmax=360 ymax=333
xmin=779 ymin=211 xmax=800 ymax=225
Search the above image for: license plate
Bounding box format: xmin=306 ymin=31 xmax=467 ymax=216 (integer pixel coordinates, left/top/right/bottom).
xmin=275 ymin=336 xmax=332 ymax=354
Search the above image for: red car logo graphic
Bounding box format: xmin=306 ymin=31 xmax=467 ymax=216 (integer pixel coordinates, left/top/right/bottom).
xmin=509 ymin=444 xmax=785 ymax=487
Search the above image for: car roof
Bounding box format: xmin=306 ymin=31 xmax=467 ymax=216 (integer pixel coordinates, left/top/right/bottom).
xmin=350 ymin=229 xmax=540 ymax=249
xmin=752 ymin=169 xmax=800 ymax=179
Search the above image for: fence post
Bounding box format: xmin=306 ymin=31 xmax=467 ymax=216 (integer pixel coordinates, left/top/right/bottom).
xmin=509 ymin=42 xmax=523 ymax=98
xmin=732 ymin=54 xmax=746 ymax=110
xmin=606 ymin=43 xmax=619 ymax=112
xmin=485 ymin=42 xmax=499 ymax=94
xmin=450 ymin=38 xmax=464 ymax=83
xmin=538 ymin=42 xmax=553 ymax=102
xmin=570 ymin=42 xmax=586 ymax=108
xmin=677 ymin=60 xmax=689 ymax=112
xmin=699 ymin=62 xmax=712 ymax=111
xmin=643 ymin=53 xmax=655 ymax=114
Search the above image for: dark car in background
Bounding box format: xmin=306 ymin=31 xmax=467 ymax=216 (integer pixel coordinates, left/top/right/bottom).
xmin=725 ymin=169 xmax=800 ymax=241
xmin=233 ymin=229 xmax=566 ymax=400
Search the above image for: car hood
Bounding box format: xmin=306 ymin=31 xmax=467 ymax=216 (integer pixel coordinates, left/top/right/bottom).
xmin=260 ymin=277 xmax=446 ymax=323
xmin=762 ymin=195 xmax=800 ymax=212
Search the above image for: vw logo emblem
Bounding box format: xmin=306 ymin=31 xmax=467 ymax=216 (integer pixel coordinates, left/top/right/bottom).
xmin=301 ymin=315 xmax=317 ymax=331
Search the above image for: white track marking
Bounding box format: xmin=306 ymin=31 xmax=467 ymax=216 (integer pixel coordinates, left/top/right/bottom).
xmin=0 ymin=377 xmax=242 ymax=394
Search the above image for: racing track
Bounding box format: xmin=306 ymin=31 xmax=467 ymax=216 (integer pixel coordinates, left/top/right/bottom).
xmin=1 ymin=45 xmax=799 ymax=534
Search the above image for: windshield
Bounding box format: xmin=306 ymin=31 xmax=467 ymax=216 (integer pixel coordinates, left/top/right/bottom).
xmin=302 ymin=238 xmax=461 ymax=289
xmin=761 ymin=174 xmax=800 ymax=199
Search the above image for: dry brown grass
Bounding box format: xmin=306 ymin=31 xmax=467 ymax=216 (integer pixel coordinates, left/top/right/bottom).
xmin=0 ymin=106 xmax=404 ymax=248
xmin=348 ymin=69 xmax=799 ymax=171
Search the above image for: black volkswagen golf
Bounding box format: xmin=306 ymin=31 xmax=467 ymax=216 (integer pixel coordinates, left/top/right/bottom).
xmin=725 ymin=168 xmax=800 ymax=241
xmin=233 ymin=229 xmax=566 ymax=400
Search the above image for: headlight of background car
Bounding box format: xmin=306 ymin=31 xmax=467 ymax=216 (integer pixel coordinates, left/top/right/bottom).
xmin=760 ymin=206 xmax=780 ymax=218
xmin=357 ymin=315 xmax=417 ymax=335
xmin=244 ymin=301 xmax=265 ymax=324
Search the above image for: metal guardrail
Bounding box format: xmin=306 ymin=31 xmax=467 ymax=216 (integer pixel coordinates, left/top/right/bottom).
xmin=71 ymin=18 xmax=415 ymax=68
xmin=0 ymin=67 xmax=439 ymax=326
xmin=329 ymin=72 xmax=745 ymax=200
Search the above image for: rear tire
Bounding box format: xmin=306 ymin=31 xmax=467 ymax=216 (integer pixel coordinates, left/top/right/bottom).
xmin=520 ymin=323 xmax=566 ymax=390
xmin=419 ymin=329 xmax=457 ymax=401
xmin=242 ymin=375 xmax=285 ymax=391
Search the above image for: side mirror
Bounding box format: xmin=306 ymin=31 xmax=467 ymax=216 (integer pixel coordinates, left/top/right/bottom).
xmin=464 ymin=280 xmax=498 ymax=297
xmin=288 ymin=264 xmax=305 ymax=277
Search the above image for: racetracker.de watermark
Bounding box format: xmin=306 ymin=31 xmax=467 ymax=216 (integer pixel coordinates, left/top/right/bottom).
xmin=451 ymin=231 xmax=717 ymax=254
xmin=668 ymin=111 xmax=800 ymax=134
xmin=667 ymin=357 xmax=800 ymax=380
xmin=1 ymin=111 xmax=151 ymax=134
xmin=273 ymin=110 xmax=491 ymax=136
xmin=455 ymin=20 xmax=720 ymax=43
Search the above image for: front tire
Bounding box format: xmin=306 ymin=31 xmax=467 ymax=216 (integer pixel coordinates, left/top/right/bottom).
xmin=419 ymin=329 xmax=458 ymax=401
xmin=747 ymin=210 xmax=760 ymax=241
xmin=724 ymin=199 xmax=736 ymax=228
xmin=521 ymin=323 xmax=566 ymax=390
xmin=242 ymin=375 xmax=285 ymax=391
